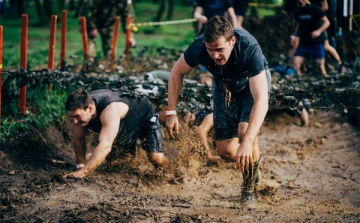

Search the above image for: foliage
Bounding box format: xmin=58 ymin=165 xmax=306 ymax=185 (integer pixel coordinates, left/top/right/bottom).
xmin=0 ymin=85 xmax=69 ymax=143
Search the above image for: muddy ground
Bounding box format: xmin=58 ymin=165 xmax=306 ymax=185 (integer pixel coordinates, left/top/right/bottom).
xmin=1 ymin=109 xmax=360 ymax=222
xmin=1 ymin=13 xmax=360 ymax=222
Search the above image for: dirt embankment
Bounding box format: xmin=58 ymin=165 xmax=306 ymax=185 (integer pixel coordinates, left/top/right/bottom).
xmin=1 ymin=109 xmax=359 ymax=222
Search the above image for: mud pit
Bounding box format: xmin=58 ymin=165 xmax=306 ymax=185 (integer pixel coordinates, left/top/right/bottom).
xmin=1 ymin=13 xmax=360 ymax=222
xmin=1 ymin=109 xmax=359 ymax=222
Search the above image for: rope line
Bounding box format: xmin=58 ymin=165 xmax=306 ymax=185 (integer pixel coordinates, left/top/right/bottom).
xmin=129 ymin=18 xmax=197 ymax=30
xmin=127 ymin=2 xmax=284 ymax=29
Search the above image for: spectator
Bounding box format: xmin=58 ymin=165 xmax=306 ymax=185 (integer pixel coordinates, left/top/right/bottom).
xmin=193 ymin=0 xmax=237 ymax=35
xmin=80 ymin=0 xmax=136 ymax=61
xmin=230 ymin=0 xmax=250 ymax=29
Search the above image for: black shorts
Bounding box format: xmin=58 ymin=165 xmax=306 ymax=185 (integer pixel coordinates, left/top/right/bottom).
xmin=194 ymin=108 xmax=212 ymax=126
xmin=213 ymin=83 xmax=254 ymax=141
xmin=108 ymin=113 xmax=163 ymax=160
xmin=213 ymin=69 xmax=271 ymax=141
xmin=233 ymin=0 xmax=250 ymax=17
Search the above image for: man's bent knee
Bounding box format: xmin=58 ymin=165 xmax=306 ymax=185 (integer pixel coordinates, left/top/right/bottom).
xmin=148 ymin=152 xmax=168 ymax=166
xmin=216 ymin=138 xmax=239 ymax=161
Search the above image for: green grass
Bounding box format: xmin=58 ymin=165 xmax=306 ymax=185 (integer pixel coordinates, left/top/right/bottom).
xmin=0 ymin=0 xmax=278 ymax=70
xmin=0 ymin=0 xmax=198 ymax=70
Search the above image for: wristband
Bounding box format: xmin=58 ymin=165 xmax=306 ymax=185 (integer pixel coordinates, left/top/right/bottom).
xmin=76 ymin=163 xmax=85 ymax=169
xmin=166 ymin=110 xmax=177 ymax=117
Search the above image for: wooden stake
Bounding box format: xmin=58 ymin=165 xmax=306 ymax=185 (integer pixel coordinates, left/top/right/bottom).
xmin=60 ymin=10 xmax=67 ymax=69
xmin=80 ymin=16 xmax=88 ymax=60
xmin=19 ymin=14 xmax=28 ymax=116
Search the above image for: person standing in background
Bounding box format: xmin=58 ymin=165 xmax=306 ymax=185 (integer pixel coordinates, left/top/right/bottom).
xmin=231 ymin=0 xmax=250 ymax=29
xmin=80 ymin=0 xmax=136 ymax=61
xmin=193 ymin=0 xmax=238 ymax=35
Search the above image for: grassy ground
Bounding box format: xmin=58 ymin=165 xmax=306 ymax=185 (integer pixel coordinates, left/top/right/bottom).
xmin=0 ymin=0 xmax=277 ymax=70
xmin=0 ymin=0 xmax=197 ymax=70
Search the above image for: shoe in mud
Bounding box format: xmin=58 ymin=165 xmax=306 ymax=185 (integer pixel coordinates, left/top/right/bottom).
xmin=240 ymin=153 xmax=263 ymax=205
xmin=337 ymin=64 xmax=346 ymax=75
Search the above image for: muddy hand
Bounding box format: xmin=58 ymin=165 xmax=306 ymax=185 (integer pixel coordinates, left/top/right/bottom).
xmin=235 ymin=142 xmax=253 ymax=172
xmin=165 ymin=115 xmax=179 ymax=139
xmin=63 ymin=169 xmax=86 ymax=179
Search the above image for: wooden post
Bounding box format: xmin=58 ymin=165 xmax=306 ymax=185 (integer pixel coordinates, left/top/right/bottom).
xmin=0 ymin=26 xmax=3 ymax=126
xmin=125 ymin=15 xmax=132 ymax=62
xmin=19 ymin=14 xmax=28 ymax=116
xmin=48 ymin=15 xmax=57 ymax=91
xmin=60 ymin=10 xmax=67 ymax=70
xmin=80 ymin=16 xmax=88 ymax=60
xmin=110 ymin=16 xmax=120 ymax=72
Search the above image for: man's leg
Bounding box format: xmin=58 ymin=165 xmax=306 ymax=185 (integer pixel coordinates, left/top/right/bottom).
xmin=197 ymin=113 xmax=221 ymax=162
xmin=99 ymin=26 xmax=114 ymax=60
xmin=147 ymin=152 xmax=168 ymax=167
xmin=238 ymin=122 xmax=262 ymax=204
xmin=87 ymin=37 xmax=97 ymax=61
xmin=216 ymin=138 xmax=239 ymax=161
xmin=142 ymin=113 xmax=168 ymax=167
xmin=293 ymin=56 xmax=305 ymax=76
xmin=317 ymin=58 xmax=327 ymax=76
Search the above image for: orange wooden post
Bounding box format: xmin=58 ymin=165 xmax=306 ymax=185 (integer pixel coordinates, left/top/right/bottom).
xmin=80 ymin=16 xmax=88 ymax=60
xmin=0 ymin=26 xmax=3 ymax=126
xmin=60 ymin=10 xmax=67 ymax=70
xmin=110 ymin=16 xmax=120 ymax=72
xmin=125 ymin=15 xmax=132 ymax=62
xmin=48 ymin=15 xmax=57 ymax=91
xmin=19 ymin=14 xmax=28 ymax=116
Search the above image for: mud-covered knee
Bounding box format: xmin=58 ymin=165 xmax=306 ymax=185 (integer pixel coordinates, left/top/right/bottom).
xmin=218 ymin=149 xmax=235 ymax=161
xmin=149 ymin=153 xmax=167 ymax=166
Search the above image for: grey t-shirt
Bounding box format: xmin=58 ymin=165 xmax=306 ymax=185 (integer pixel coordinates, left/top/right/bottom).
xmin=184 ymin=28 xmax=268 ymax=93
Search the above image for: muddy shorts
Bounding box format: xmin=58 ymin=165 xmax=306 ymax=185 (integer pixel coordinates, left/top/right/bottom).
xmin=294 ymin=44 xmax=325 ymax=60
xmin=108 ymin=113 xmax=163 ymax=160
xmin=213 ymin=83 xmax=254 ymax=141
xmin=193 ymin=108 xmax=212 ymax=126
xmin=138 ymin=113 xmax=164 ymax=153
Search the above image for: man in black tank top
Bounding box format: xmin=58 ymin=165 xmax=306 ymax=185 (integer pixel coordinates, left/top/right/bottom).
xmin=63 ymin=89 xmax=167 ymax=178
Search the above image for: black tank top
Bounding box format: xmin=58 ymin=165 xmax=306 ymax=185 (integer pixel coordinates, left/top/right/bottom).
xmin=87 ymin=89 xmax=154 ymax=144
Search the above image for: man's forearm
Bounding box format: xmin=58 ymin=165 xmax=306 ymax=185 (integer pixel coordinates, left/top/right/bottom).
xmin=318 ymin=17 xmax=330 ymax=33
xmin=168 ymin=76 xmax=183 ymax=109
xmin=82 ymin=144 xmax=112 ymax=176
xmin=243 ymin=72 xmax=269 ymax=144
xmin=168 ymin=61 xmax=187 ymax=109
xmin=243 ymin=98 xmax=268 ymax=143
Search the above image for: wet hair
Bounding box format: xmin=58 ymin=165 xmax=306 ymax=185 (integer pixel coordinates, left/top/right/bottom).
xmin=65 ymin=89 xmax=93 ymax=111
xmin=203 ymin=16 xmax=234 ymax=43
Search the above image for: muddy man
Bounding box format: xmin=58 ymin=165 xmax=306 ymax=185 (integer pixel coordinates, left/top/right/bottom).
xmin=165 ymin=16 xmax=271 ymax=204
